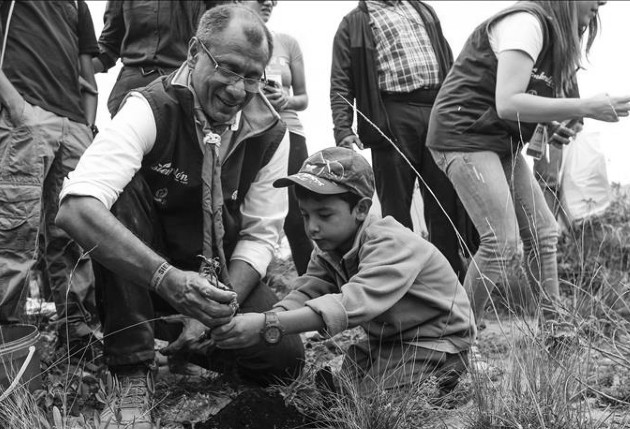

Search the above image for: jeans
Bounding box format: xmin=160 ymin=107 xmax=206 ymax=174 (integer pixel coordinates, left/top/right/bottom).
xmin=372 ymin=95 xmax=474 ymax=280
xmin=533 ymin=144 xmax=564 ymax=218
xmin=431 ymin=149 xmax=560 ymax=320
xmin=0 ymin=101 xmax=95 ymax=334
xmin=95 ymin=175 xmax=305 ymax=385
xmin=284 ymin=132 xmax=313 ymax=275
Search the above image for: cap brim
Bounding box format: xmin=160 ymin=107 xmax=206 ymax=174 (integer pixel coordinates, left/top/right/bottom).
xmin=273 ymin=173 xmax=349 ymax=194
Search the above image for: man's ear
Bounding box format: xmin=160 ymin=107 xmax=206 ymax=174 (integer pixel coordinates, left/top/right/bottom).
xmin=354 ymin=197 xmax=372 ymax=221
xmin=187 ymin=38 xmax=200 ymax=68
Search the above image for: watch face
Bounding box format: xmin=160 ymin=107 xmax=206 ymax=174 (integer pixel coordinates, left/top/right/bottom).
xmin=264 ymin=326 xmax=282 ymax=344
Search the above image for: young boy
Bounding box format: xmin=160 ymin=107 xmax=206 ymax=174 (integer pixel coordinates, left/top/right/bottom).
xmin=212 ymin=147 xmax=476 ymax=394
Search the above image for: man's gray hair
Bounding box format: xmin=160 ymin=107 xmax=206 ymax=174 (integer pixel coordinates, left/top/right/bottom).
xmin=196 ymin=4 xmax=273 ymax=62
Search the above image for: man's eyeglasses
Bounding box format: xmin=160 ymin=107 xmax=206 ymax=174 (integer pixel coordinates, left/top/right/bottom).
xmin=257 ymin=0 xmax=278 ymax=5
xmin=194 ymin=37 xmax=266 ymax=94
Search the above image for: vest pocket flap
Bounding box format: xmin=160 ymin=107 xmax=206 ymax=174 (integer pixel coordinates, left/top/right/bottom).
xmin=0 ymin=186 xmax=39 ymax=231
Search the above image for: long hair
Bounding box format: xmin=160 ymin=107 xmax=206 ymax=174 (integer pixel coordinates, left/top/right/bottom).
xmin=534 ymin=1 xmax=601 ymax=95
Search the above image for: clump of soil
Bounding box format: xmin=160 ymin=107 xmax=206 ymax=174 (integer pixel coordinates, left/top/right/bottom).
xmin=198 ymin=387 xmax=314 ymax=429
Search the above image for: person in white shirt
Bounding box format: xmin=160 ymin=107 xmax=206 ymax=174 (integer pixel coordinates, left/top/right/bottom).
xmin=427 ymin=1 xmax=630 ymax=334
xmin=56 ymin=5 xmax=304 ymax=428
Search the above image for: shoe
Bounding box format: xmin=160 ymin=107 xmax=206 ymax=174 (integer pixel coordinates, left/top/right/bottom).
xmin=99 ymin=367 xmax=155 ymax=428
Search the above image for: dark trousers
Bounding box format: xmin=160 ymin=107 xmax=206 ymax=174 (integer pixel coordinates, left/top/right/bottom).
xmin=95 ymin=175 xmax=305 ymax=386
xmin=284 ymin=132 xmax=313 ymax=275
xmin=107 ymin=66 xmax=177 ymax=117
xmin=371 ymin=94 xmax=475 ymax=280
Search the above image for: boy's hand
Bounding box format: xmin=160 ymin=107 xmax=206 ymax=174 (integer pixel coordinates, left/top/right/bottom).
xmin=211 ymin=313 xmax=266 ymax=349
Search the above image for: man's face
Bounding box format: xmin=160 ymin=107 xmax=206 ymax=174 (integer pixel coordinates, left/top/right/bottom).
xmin=299 ymin=195 xmax=363 ymax=255
xmin=190 ymin=22 xmax=268 ymax=125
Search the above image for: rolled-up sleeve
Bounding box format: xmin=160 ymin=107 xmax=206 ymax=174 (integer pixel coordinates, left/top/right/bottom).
xmin=60 ymin=93 xmax=156 ymax=209
xmin=230 ymin=129 xmax=290 ymax=277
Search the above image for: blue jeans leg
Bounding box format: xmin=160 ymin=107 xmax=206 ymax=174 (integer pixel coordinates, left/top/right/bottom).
xmin=431 ymin=150 xmax=559 ymax=320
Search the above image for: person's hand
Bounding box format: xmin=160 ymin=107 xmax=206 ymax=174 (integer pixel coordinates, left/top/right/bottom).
xmin=2 ymin=92 xmax=25 ymax=127
xmin=548 ymin=121 xmax=577 ymax=146
xmin=159 ymin=268 xmax=237 ymax=328
xmin=159 ymin=315 xmax=216 ymax=356
xmin=263 ymin=85 xmax=289 ymax=112
xmin=211 ymin=313 xmax=266 ymax=349
xmin=584 ymin=93 xmax=630 ymax=122
xmin=339 ymin=134 xmax=364 ymax=150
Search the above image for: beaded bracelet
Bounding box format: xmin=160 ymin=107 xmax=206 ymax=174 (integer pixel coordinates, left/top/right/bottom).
xmin=150 ymin=261 xmax=173 ymax=293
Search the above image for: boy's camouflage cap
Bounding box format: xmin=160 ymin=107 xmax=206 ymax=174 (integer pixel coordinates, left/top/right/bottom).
xmin=273 ymin=146 xmax=375 ymax=199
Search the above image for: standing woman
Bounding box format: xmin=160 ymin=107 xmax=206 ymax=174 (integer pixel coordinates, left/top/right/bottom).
xmin=240 ymin=0 xmax=313 ymax=275
xmin=93 ymin=1 xmax=216 ymax=116
xmin=427 ymin=1 xmax=630 ymax=327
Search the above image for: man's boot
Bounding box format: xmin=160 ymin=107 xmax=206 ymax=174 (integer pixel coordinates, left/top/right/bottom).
xmin=99 ymin=365 xmax=155 ymax=429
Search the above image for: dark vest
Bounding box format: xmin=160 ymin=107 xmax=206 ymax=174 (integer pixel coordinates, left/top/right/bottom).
xmin=427 ymin=2 xmax=556 ymax=156
xmin=138 ymin=75 xmax=285 ymax=269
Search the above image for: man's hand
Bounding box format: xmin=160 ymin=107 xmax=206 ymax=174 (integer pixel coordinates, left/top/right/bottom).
xmin=339 ymin=134 xmax=364 ymax=150
xmin=160 ymin=268 xmax=237 ymax=328
xmin=211 ymin=313 xmax=266 ymax=349
xmin=159 ymin=315 xmax=215 ymax=356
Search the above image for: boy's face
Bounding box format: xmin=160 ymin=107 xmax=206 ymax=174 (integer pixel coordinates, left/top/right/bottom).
xmin=299 ymin=194 xmax=371 ymax=255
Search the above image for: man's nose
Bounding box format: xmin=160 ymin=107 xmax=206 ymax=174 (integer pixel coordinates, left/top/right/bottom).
xmin=226 ymin=78 xmax=247 ymax=97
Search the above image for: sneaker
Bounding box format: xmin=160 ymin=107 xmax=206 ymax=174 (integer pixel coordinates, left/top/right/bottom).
xmin=99 ymin=368 xmax=155 ymax=428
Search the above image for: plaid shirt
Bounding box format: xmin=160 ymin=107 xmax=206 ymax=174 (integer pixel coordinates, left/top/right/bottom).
xmin=367 ymin=0 xmax=441 ymax=92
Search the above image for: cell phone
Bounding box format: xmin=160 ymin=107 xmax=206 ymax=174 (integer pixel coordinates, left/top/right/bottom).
xmin=264 ymin=79 xmax=280 ymax=92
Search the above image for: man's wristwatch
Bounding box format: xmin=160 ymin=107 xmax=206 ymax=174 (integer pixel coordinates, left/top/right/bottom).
xmin=260 ymin=312 xmax=285 ymax=345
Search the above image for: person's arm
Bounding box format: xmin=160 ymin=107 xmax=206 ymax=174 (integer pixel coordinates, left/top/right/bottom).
xmin=94 ymin=0 xmax=125 ymax=73
xmin=211 ymin=307 xmax=324 ymax=349
xmin=57 ymin=196 xmax=235 ymax=327
xmin=228 ymin=128 xmax=290 ymax=302
xmin=284 ymin=36 xmax=308 ymax=112
xmin=330 ymin=15 xmax=362 ymax=149
xmin=79 ymin=54 xmax=98 ymax=127
xmin=0 ymin=70 xmax=24 ymax=121
xmin=495 ymin=51 xmax=630 ymax=123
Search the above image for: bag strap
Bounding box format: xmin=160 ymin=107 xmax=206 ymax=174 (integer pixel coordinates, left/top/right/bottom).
xmin=1 ymin=0 xmax=16 ymax=68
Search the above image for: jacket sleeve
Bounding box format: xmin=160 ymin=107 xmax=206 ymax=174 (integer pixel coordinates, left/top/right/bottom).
xmin=330 ymin=15 xmax=357 ymax=145
xmin=273 ymin=255 xmax=338 ymax=312
xmin=97 ymin=0 xmax=124 ymax=71
xmin=305 ymin=225 xmax=425 ymax=336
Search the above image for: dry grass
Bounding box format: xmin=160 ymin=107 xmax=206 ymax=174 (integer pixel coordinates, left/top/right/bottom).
xmin=3 ymin=187 xmax=630 ymax=428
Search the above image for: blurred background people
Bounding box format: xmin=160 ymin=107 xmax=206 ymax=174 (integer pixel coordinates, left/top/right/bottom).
xmin=240 ymin=0 xmax=313 ymax=275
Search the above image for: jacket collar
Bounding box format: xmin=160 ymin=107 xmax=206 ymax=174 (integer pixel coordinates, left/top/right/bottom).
xmin=170 ymin=63 xmax=281 ymax=160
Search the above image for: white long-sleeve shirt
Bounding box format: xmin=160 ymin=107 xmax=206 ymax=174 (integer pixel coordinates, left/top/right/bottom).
xmin=61 ymin=76 xmax=289 ymax=277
